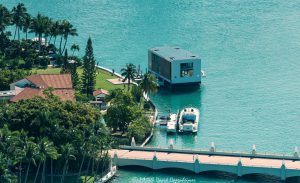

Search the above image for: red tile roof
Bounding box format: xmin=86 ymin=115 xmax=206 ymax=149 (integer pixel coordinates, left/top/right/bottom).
xmin=26 ymin=74 xmax=72 ymax=89
xmin=93 ymin=89 xmax=109 ymax=96
xmin=10 ymin=87 xmax=75 ymax=102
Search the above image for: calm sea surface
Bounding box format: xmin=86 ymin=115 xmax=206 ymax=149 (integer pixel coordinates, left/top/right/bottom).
xmin=3 ymin=0 xmax=300 ymax=182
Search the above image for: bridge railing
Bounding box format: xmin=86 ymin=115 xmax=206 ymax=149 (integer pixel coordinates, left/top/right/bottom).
xmin=119 ymin=145 xmax=300 ymax=161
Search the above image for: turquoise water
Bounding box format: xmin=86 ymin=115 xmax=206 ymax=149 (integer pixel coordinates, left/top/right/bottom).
xmin=3 ymin=0 xmax=300 ymax=182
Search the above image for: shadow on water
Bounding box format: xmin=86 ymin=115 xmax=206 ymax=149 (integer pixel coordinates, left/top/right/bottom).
xmin=151 ymin=85 xmax=204 ymax=114
xmin=241 ymin=174 xmax=282 ymax=183
xmin=118 ymin=167 xmax=300 ymax=183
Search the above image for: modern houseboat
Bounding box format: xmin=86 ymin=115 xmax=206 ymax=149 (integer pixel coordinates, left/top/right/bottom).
xmin=178 ymin=107 xmax=199 ymax=133
xmin=148 ymin=46 xmax=201 ymax=88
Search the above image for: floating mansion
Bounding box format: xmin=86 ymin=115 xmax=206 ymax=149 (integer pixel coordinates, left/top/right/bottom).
xmin=148 ymin=46 xmax=201 ymax=87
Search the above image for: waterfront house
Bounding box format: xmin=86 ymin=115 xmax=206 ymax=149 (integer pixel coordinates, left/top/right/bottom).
xmin=148 ymin=46 xmax=201 ymax=87
xmin=0 ymin=74 xmax=75 ymax=103
xmin=90 ymin=89 xmax=109 ymax=110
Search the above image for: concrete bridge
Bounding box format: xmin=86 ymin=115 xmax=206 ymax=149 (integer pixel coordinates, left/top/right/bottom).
xmin=110 ymin=145 xmax=300 ymax=181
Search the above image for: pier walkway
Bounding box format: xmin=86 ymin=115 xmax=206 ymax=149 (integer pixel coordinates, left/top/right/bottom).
xmin=110 ymin=145 xmax=300 ymax=181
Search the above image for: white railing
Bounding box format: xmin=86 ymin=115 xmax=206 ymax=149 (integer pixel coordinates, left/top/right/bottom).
xmin=119 ymin=145 xmax=300 ymax=161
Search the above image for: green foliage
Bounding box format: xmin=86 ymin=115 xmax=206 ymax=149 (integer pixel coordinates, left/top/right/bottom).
xmin=0 ymin=69 xmax=31 ymax=90
xmin=121 ymin=63 xmax=137 ymax=91
xmin=128 ymin=116 xmax=152 ymax=143
xmin=131 ymin=85 xmax=143 ymax=104
xmin=0 ymin=95 xmax=111 ymax=181
xmin=105 ymin=88 xmax=152 ymax=144
xmin=81 ymin=37 xmax=96 ymax=96
xmin=140 ymin=73 xmax=158 ymax=97
xmin=61 ymin=49 xmax=69 ymax=73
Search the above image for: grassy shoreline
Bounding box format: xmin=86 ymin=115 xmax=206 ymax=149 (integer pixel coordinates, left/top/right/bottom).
xmin=32 ymin=67 xmax=126 ymax=91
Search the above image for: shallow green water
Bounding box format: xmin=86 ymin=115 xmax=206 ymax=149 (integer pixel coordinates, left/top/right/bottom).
xmin=3 ymin=0 xmax=300 ymax=182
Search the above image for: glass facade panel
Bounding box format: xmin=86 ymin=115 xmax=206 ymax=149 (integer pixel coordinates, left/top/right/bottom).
xmin=180 ymin=63 xmax=194 ymax=77
xmin=150 ymin=53 xmax=171 ymax=80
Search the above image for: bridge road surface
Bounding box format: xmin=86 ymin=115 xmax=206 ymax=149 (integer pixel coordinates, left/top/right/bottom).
xmin=109 ymin=148 xmax=300 ymax=180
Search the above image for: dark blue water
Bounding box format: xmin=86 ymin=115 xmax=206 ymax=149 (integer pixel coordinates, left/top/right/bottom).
xmin=3 ymin=0 xmax=300 ymax=182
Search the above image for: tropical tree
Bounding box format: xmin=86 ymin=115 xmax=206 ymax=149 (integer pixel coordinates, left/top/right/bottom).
xmin=0 ymin=4 xmax=12 ymax=33
xmin=29 ymin=13 xmax=48 ymax=47
xmin=33 ymin=138 xmax=58 ymax=183
xmin=49 ymin=20 xmax=60 ymax=45
xmin=60 ymin=143 xmax=76 ymax=183
xmin=59 ymin=20 xmax=78 ymax=54
xmin=71 ymin=43 xmax=80 ymax=56
xmin=24 ymin=139 xmax=37 ymax=183
xmin=61 ymin=49 xmax=69 ymax=73
xmin=121 ymin=63 xmax=137 ymax=91
xmin=70 ymin=60 xmax=80 ymax=90
xmin=22 ymin=13 xmax=31 ymax=40
xmin=11 ymin=3 xmax=27 ymax=40
xmin=81 ymin=37 xmax=96 ymax=96
xmin=131 ymin=85 xmax=143 ymax=104
xmin=139 ymin=73 xmax=158 ymax=99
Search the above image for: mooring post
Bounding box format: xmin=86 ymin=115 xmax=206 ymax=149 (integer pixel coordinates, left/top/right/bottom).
xmin=210 ymin=142 xmax=216 ymax=152
xmin=294 ymin=147 xmax=299 ymax=158
xmin=252 ymin=144 xmax=256 ymax=156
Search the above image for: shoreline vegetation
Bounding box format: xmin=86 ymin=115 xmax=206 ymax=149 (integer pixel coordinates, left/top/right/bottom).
xmin=0 ymin=3 xmax=158 ymax=182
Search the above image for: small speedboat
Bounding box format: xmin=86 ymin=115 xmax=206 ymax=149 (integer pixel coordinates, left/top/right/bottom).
xmin=166 ymin=113 xmax=178 ymax=133
xmin=156 ymin=115 xmax=170 ymax=126
xmin=178 ymin=107 xmax=199 ymax=133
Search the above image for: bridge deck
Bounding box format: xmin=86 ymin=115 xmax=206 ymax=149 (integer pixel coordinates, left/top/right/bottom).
xmin=111 ymin=149 xmax=300 ymax=169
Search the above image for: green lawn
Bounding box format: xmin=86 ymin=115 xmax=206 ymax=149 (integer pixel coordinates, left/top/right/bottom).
xmin=32 ymin=67 xmax=127 ymax=91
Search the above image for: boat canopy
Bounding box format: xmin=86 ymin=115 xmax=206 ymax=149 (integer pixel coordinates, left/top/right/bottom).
xmin=182 ymin=114 xmax=196 ymax=122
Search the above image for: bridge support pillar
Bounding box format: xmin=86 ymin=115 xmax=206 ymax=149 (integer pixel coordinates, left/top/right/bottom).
xmin=152 ymin=151 xmax=158 ymax=170
xmin=113 ymin=150 xmax=118 ymax=165
xmin=237 ymin=158 xmax=242 ymax=177
xmin=194 ymin=154 xmax=201 ymax=173
xmin=281 ymin=161 xmax=286 ymax=181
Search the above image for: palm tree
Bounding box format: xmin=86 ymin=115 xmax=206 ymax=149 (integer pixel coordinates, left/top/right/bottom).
xmin=49 ymin=20 xmax=59 ymax=45
xmin=0 ymin=5 xmax=12 ymax=33
xmin=24 ymin=139 xmax=37 ymax=183
xmin=140 ymin=73 xmax=158 ymax=99
xmin=22 ymin=13 xmax=31 ymax=40
xmin=121 ymin=63 xmax=137 ymax=91
xmin=33 ymin=138 xmax=59 ymax=183
xmin=11 ymin=3 xmax=27 ymax=40
xmin=71 ymin=43 xmax=80 ymax=56
xmin=59 ymin=20 xmax=78 ymax=55
xmin=60 ymin=143 xmax=76 ymax=183
xmin=43 ymin=17 xmax=52 ymax=46
xmin=30 ymin=13 xmax=48 ymax=48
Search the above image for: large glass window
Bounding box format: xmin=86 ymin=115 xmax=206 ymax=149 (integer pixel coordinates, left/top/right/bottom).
xmin=180 ymin=63 xmax=193 ymax=77
xmin=150 ymin=53 xmax=171 ymax=80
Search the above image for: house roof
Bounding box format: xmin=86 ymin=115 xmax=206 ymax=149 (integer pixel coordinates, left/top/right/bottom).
xmin=26 ymin=74 xmax=73 ymax=89
xmin=149 ymin=46 xmax=200 ymax=62
xmin=10 ymin=87 xmax=75 ymax=102
xmin=93 ymin=89 xmax=109 ymax=96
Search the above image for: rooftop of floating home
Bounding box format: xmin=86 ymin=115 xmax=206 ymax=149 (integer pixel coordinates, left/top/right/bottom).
xmin=149 ymin=46 xmax=200 ymax=62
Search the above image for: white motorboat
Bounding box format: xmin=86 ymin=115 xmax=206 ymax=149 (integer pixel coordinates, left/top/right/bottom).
xmin=166 ymin=113 xmax=178 ymax=133
xmin=156 ymin=115 xmax=169 ymax=126
xmin=178 ymin=107 xmax=199 ymax=133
